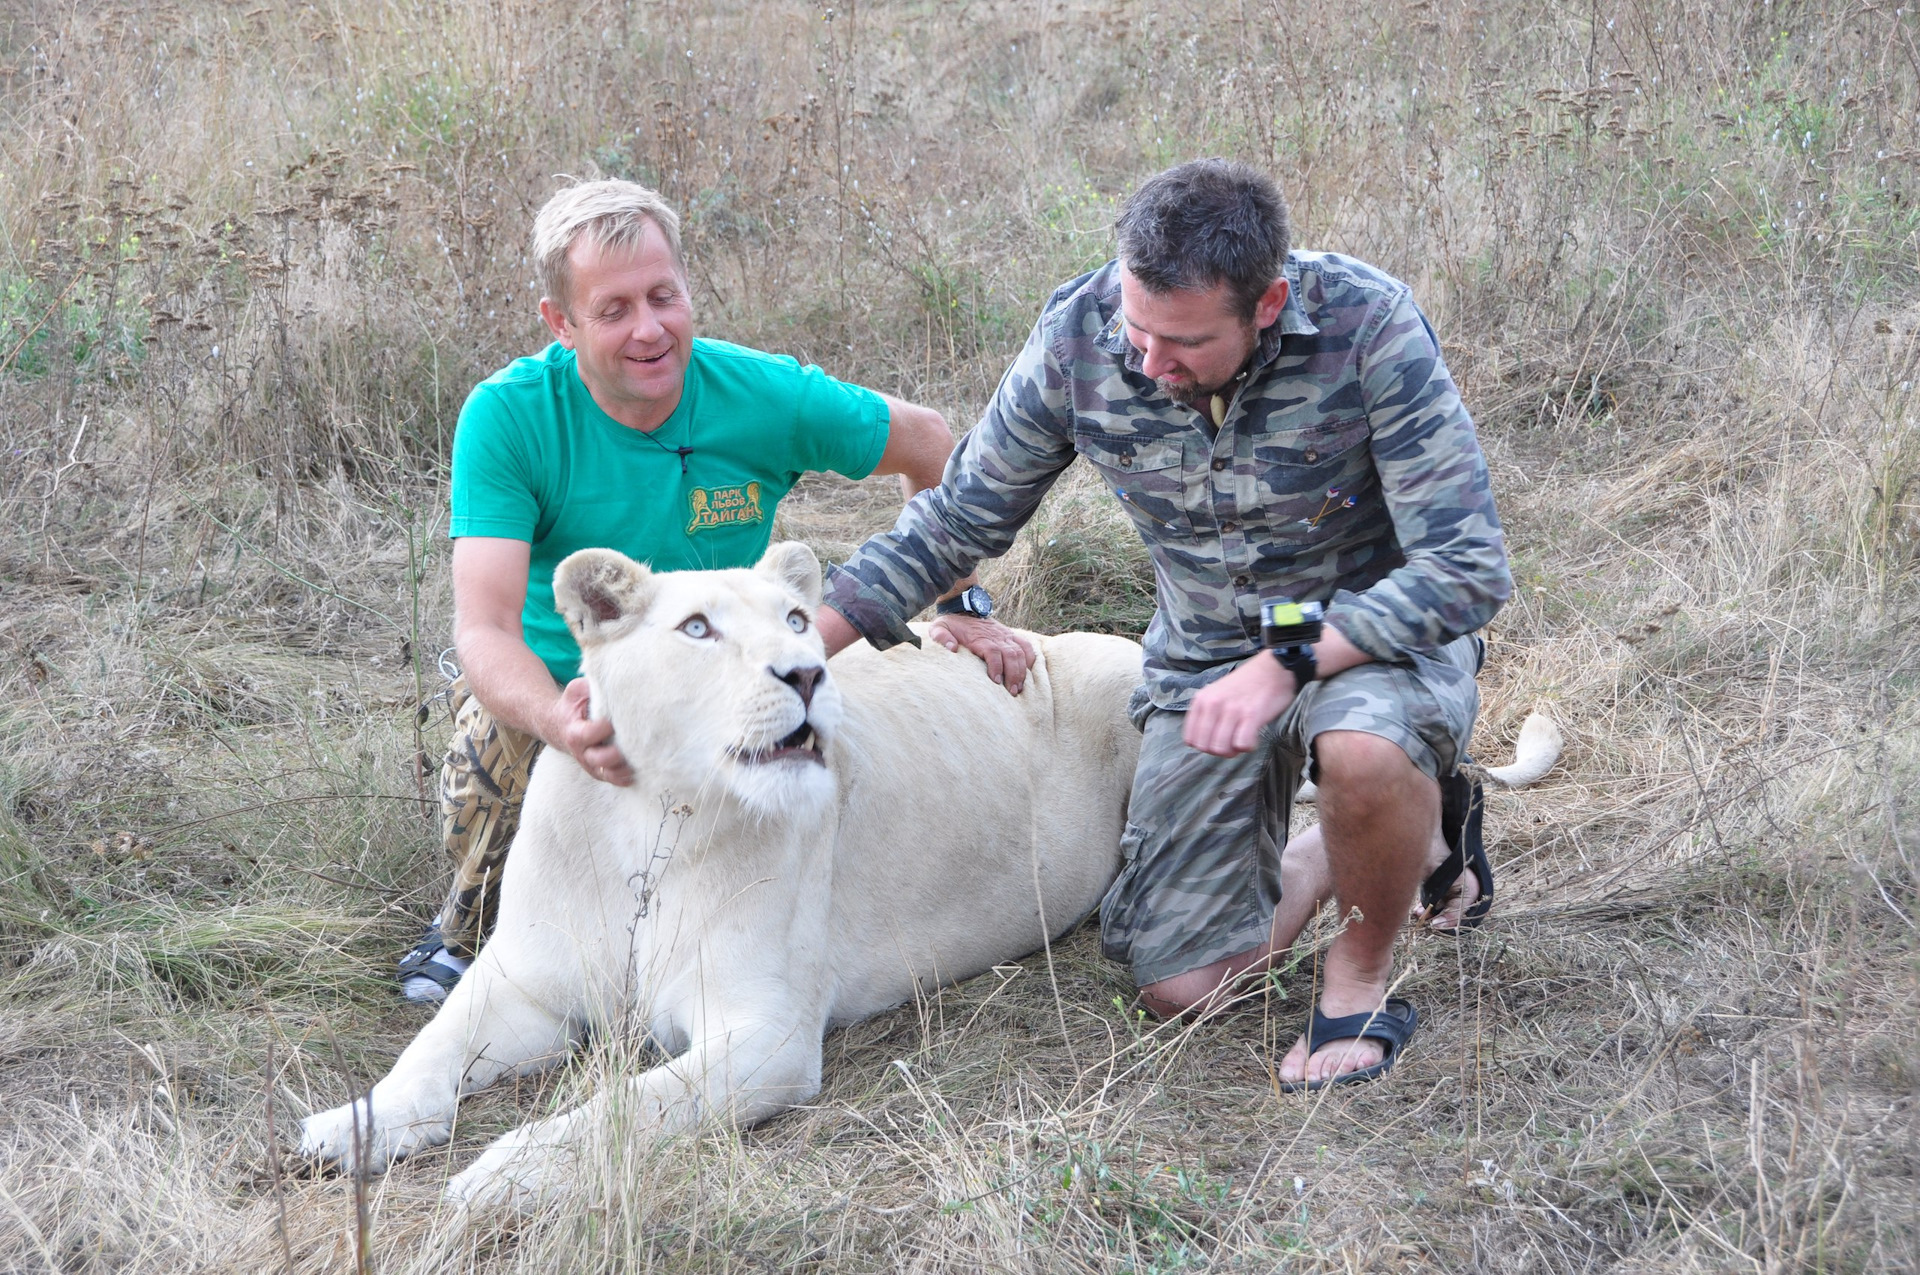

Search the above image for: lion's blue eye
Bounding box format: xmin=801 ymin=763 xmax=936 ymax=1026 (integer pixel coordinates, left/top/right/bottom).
xmin=787 ymin=611 xmax=808 ymax=633
xmin=679 ymin=615 xmax=713 ymax=639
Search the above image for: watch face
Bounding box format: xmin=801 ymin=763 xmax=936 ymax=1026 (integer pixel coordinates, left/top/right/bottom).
xmin=964 ymin=586 xmax=993 ymax=617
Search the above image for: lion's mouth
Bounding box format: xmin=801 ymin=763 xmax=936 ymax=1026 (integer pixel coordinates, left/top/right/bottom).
xmin=734 ymin=722 xmax=826 ymax=767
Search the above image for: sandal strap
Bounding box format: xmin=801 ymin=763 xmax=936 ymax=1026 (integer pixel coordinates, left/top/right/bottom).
xmin=1421 ymin=771 xmax=1491 ymax=924
xmin=397 ymin=931 xmax=463 ymax=991
xmin=1305 ymin=998 xmax=1418 ymax=1056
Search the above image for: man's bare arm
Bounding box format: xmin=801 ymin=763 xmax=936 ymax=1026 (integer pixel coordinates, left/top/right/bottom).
xmin=452 ymin=536 xmax=633 ymax=785
xmin=870 ymin=393 xmax=955 ymax=504
xmin=1181 ymin=625 xmax=1373 ymax=758
xmin=817 ymin=606 xmax=863 ymax=659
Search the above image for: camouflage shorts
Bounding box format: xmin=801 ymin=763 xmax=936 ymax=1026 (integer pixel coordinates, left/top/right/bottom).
xmin=435 ymin=677 xmax=542 ymax=959
xmin=1098 ymin=635 xmax=1483 ymax=986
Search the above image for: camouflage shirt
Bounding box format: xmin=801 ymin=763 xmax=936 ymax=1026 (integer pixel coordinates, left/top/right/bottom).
xmin=824 ymin=253 xmax=1512 ymax=710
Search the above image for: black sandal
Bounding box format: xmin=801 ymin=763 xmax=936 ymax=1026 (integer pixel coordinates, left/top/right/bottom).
xmin=1279 ymin=998 xmax=1419 ymax=1091
xmin=1420 ymin=770 xmax=1492 ymax=932
xmin=397 ymin=927 xmax=465 ymax=1002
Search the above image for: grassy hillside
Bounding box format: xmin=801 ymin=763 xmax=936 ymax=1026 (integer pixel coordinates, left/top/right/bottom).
xmin=1 ymin=0 xmax=1915 ymax=1270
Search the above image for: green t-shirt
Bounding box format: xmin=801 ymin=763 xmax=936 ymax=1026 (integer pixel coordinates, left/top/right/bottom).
xmin=449 ymin=338 xmax=890 ymax=684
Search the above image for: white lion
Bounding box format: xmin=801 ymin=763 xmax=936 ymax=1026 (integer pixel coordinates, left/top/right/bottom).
xmin=298 ymin=542 xmax=1145 ymax=1208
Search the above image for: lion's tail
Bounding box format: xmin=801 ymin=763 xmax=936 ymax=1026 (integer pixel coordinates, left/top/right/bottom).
xmin=1481 ymin=710 xmax=1563 ymax=788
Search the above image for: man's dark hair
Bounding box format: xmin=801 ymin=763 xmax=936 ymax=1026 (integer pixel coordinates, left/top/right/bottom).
xmin=1114 ymin=159 xmax=1292 ymax=321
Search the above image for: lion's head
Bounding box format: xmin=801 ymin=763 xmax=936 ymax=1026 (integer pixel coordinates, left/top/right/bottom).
xmin=552 ymin=541 xmax=844 ymax=816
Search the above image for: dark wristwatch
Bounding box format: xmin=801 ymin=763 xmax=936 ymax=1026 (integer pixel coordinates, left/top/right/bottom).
xmin=1262 ymin=599 xmax=1324 ymax=692
xmin=936 ymin=585 xmax=994 ymax=618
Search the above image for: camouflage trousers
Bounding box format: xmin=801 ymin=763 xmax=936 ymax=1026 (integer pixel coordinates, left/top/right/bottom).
xmin=435 ymin=677 xmax=542 ymax=959
xmin=1098 ymin=635 xmax=1484 ymax=986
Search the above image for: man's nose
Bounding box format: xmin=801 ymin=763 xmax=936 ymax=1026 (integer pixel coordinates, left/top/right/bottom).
xmin=1139 ymin=338 xmax=1175 ymax=380
xmin=630 ymin=303 xmax=665 ymax=344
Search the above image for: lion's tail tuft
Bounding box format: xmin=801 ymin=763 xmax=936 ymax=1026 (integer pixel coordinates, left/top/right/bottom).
xmin=1482 ymin=710 xmax=1563 ymax=789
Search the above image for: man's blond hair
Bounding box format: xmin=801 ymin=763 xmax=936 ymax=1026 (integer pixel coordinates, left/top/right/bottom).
xmin=531 ymin=179 xmax=684 ymax=316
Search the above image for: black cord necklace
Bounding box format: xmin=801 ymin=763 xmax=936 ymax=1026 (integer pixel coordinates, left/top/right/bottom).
xmin=636 ymin=419 xmax=693 ymax=474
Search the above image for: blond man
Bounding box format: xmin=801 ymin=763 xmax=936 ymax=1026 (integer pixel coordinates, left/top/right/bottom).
xmin=402 ymin=180 xmax=1026 ymax=1000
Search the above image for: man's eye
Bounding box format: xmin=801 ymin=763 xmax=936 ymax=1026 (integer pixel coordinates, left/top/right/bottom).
xmin=678 ymin=615 xmax=714 ymax=639
xmin=787 ymin=610 xmax=809 ymax=634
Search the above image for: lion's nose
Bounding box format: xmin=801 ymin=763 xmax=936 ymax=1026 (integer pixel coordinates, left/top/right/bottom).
xmin=776 ymin=664 xmax=824 ymax=708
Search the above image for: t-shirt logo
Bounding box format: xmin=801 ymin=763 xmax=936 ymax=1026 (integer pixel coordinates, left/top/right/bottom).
xmin=686 ymin=482 xmax=765 ymax=533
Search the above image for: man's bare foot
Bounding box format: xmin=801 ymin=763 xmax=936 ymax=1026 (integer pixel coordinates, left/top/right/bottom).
xmin=1416 ymin=820 xmax=1482 ymax=932
xmin=1275 ymin=819 xmax=1472 ymax=1084
xmin=1277 ymin=951 xmax=1394 ymax=1085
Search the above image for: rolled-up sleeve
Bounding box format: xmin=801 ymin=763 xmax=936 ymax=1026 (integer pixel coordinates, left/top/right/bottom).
xmin=1325 ymin=292 xmax=1512 ymax=660
xmin=824 ymin=313 xmax=1080 ymax=648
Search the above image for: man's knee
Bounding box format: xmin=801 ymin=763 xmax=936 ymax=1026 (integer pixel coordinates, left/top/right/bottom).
xmin=1138 ymin=951 xmax=1260 ymax=1019
xmin=1311 ymin=729 xmax=1424 ymax=793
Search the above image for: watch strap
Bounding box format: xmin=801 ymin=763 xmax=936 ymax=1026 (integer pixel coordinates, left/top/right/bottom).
xmin=936 ymin=585 xmax=992 ymax=617
xmin=1272 ymin=644 xmax=1318 ymax=693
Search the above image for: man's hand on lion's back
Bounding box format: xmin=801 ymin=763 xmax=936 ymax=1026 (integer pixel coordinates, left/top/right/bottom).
xmin=927 ymin=615 xmax=1036 ymax=696
xmin=547 ymin=677 xmax=635 ymax=785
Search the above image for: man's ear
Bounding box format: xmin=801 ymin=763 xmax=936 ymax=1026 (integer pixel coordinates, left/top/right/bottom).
xmin=754 ymin=541 xmax=823 ymax=607
xmin=538 ymin=296 xmax=576 ymax=348
xmin=1252 ymin=276 xmax=1289 ymax=330
xmin=554 ymin=549 xmax=655 ymax=647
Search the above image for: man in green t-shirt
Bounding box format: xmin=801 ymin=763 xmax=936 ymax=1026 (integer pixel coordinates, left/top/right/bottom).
xmin=401 ymin=179 xmax=1033 ymax=1002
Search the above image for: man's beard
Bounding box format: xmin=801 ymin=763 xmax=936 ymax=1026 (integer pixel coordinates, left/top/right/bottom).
xmin=1152 ymin=328 xmax=1258 ymax=407
xmin=1156 ymin=374 xmax=1227 ymax=408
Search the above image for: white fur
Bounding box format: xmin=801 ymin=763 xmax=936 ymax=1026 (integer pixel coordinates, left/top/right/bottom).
xmin=1481 ymin=710 xmax=1564 ymax=788
xmin=297 ymin=543 xmax=1144 ymax=1209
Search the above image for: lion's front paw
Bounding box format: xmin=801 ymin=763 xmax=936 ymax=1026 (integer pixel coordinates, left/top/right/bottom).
xmin=298 ymin=1095 xmax=449 ymax=1175
xmin=298 ymin=1098 xmax=377 ymax=1172
xmin=444 ymin=1126 xmax=568 ymax=1211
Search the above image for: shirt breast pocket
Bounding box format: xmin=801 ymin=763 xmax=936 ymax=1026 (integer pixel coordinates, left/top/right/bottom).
xmin=1250 ymin=417 xmax=1375 ymax=534
xmin=1077 ymin=434 xmax=1193 ymax=538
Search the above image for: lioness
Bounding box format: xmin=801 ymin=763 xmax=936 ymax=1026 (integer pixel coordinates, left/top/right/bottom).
xmin=300 ymin=542 xmax=1144 ymax=1206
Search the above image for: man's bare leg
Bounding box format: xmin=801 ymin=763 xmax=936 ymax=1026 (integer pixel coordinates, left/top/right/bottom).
xmin=1275 ymin=730 xmax=1437 ymax=1085
xmin=1138 ymin=769 xmax=1477 ymax=1020
xmin=1137 ymin=827 xmax=1333 ymax=1019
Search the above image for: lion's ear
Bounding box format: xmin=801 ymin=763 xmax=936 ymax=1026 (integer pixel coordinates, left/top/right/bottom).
xmin=554 ymin=549 xmax=656 ymax=647
xmin=754 ymin=541 xmax=822 ymax=607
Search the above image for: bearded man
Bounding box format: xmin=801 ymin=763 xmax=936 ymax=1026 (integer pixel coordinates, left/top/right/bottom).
xmin=816 ymin=158 xmax=1512 ymax=1088
xmin=401 ymin=179 xmax=1027 ymax=1001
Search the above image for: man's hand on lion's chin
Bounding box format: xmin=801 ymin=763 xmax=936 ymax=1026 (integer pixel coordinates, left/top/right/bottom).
xmin=927 ymin=614 xmax=1036 ymax=696
xmin=549 ymin=677 xmax=636 ymax=786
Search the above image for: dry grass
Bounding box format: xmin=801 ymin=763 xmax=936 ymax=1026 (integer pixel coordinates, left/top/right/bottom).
xmin=1 ymin=0 xmax=1916 ymax=1270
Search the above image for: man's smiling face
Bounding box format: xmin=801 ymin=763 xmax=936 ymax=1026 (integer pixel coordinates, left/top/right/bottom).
xmin=540 ymin=218 xmax=694 ymax=430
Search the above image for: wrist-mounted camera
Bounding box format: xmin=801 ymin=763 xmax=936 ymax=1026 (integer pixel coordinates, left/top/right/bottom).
xmin=1261 ymin=599 xmax=1324 ymax=692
